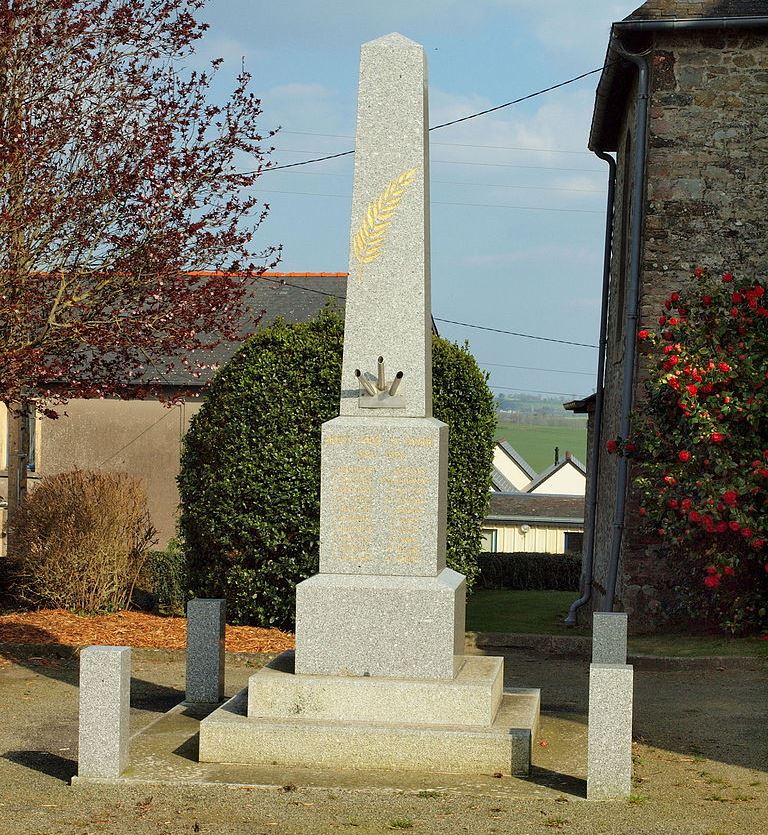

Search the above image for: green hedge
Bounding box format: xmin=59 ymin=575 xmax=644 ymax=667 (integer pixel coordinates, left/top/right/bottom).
xmin=179 ymin=305 xmax=495 ymax=628
xmin=476 ymin=551 xmax=581 ymax=591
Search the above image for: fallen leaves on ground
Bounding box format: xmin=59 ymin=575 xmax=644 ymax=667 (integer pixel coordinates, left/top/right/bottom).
xmin=0 ymin=609 xmax=295 ymax=654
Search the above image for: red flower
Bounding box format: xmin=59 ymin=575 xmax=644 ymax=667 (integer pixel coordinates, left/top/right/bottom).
xmin=658 ymin=315 xmax=667 ymax=326
xmin=668 ymin=317 xmax=680 ymax=326
xmin=638 ymin=329 xmax=651 ymax=340
xmin=722 ymin=272 xmax=734 ymax=283
xmin=670 ymin=292 xmax=681 ymax=303
xmin=705 ymin=565 xmax=718 ymax=575
xmin=688 ymin=510 xmax=701 ymax=523
xmin=742 ymin=528 xmax=754 ymax=538
xmin=728 ymin=521 xmax=740 ymax=532
xmin=717 ymin=361 xmax=731 ymax=373
xmin=723 ymin=566 xmax=735 ymax=576
xmin=710 ymin=432 xmax=727 ymax=443
xmin=625 ymin=441 xmax=637 ymax=454
xmin=732 ymin=291 xmax=743 ymax=303
xmin=702 ymin=295 xmax=713 ymax=306
xmin=722 ymin=490 xmax=738 ymax=507
xmin=686 ymin=384 xmax=698 ymax=397
xmin=694 ymin=266 xmax=705 ymax=278
xmin=667 ymin=498 xmax=679 ymax=509
xmin=678 ymin=450 xmax=691 ymax=462
xmin=704 ymin=575 xmax=720 ymax=588
xmin=681 ymin=498 xmax=692 ymax=511
xmin=606 ymin=439 xmax=618 ymax=454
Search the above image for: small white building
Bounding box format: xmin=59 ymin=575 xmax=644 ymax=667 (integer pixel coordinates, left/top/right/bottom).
xmin=485 ymin=444 xmax=585 ymax=554
xmin=482 ymin=492 xmax=585 ymax=555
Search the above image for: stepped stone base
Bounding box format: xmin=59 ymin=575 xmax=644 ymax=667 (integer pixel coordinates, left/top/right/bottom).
xmin=248 ymin=652 xmax=503 ymax=726
xmin=199 ymin=654 xmax=540 ymax=776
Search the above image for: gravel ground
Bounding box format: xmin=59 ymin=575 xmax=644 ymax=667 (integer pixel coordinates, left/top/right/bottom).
xmin=0 ymin=647 xmax=766 ymax=834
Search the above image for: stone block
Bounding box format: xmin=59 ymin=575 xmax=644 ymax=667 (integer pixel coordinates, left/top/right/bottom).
xmin=592 ymin=612 xmax=628 ymax=664
xmin=340 ymin=33 xmax=432 ymax=420
xmin=78 ymin=646 xmax=130 ymax=779
xmin=587 ymin=663 xmax=634 ymax=801
xmin=201 ymin=685 xmax=540 ymax=776
xmin=248 ymin=652 xmax=502 ymax=726
xmin=294 ymin=568 xmax=465 ymax=680
xmin=186 ymin=598 xmax=226 ymax=704
xmin=319 ymin=416 xmax=448 ymax=576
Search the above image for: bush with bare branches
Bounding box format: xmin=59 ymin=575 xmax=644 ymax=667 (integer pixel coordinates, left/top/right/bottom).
xmin=7 ymin=470 xmax=157 ymax=612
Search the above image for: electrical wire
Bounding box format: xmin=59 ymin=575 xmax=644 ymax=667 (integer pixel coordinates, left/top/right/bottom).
xmin=434 ymin=317 xmax=597 ymax=348
xmin=252 ymin=65 xmax=605 ymax=175
xmin=256 ymin=188 xmax=603 ymax=214
xmin=490 ymin=384 xmax=592 ymax=397
xmin=479 ymin=361 xmax=595 ymax=376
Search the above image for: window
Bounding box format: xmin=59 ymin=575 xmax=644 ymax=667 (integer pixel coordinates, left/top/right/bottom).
xmin=564 ymin=531 xmax=584 ymax=554
xmin=480 ymin=528 xmax=498 ymax=553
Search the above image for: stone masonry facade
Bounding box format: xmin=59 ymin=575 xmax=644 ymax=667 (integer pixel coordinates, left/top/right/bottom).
xmin=590 ymin=28 xmax=768 ymax=631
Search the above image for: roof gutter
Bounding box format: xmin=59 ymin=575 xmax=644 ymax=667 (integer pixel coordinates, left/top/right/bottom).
xmin=613 ymin=15 xmax=768 ymax=32
xmin=564 ymin=149 xmax=615 ymax=626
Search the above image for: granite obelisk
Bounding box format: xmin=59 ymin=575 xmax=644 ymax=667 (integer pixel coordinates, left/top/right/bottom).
xmin=293 ymin=32 xmax=464 ymax=680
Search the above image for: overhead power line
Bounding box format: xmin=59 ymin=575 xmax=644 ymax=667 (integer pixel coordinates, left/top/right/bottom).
xmin=248 ymin=275 xmax=598 ymax=349
xmin=280 ymin=130 xmax=594 ymax=155
xmin=253 ymin=64 xmax=605 ymax=175
xmin=256 ymin=189 xmax=603 ymax=215
xmin=489 ymin=384 xmax=590 ymax=397
xmin=434 ymin=317 xmax=597 ymax=348
xmin=479 ymin=361 xmax=595 ymax=376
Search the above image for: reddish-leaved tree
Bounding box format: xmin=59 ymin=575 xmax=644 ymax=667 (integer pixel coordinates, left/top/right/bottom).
xmin=0 ymin=0 xmax=278 ymax=517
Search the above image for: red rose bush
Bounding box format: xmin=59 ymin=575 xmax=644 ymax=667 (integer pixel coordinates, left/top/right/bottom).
xmin=632 ymin=268 xmax=768 ymax=635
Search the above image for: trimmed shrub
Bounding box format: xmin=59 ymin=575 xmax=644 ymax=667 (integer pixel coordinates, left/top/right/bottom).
xmin=179 ymin=305 xmax=495 ymax=628
xmin=142 ymin=537 xmax=188 ymax=615
xmin=476 ymin=552 xmax=581 ymax=591
xmin=7 ymin=469 xmax=157 ymax=611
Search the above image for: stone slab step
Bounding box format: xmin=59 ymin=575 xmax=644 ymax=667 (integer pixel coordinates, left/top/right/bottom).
xmin=200 ymin=687 xmax=540 ymax=776
xmin=248 ymin=651 xmax=503 ymax=727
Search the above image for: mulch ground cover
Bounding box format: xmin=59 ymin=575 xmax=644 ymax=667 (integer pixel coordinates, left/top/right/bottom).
xmin=0 ymin=608 xmax=295 ymax=656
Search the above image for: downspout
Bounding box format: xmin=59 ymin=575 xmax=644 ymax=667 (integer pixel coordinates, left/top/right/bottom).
xmin=565 ymin=150 xmax=615 ymax=626
xmin=603 ymin=39 xmax=650 ymax=611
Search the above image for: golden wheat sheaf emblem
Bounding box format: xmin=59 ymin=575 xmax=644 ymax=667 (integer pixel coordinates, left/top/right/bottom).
xmin=352 ymin=168 xmax=417 ymax=277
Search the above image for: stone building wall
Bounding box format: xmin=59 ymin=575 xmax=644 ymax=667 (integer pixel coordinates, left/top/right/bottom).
xmin=590 ymin=30 xmax=768 ymax=631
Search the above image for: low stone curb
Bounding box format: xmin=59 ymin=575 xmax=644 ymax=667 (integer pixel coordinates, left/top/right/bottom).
xmin=466 ymin=632 xmax=768 ymax=671
xmin=3 ymin=638 xmax=766 ymax=671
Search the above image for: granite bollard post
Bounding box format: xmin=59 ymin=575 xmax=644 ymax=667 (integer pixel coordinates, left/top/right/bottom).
xmin=186 ymin=598 xmax=226 ymax=704
xmin=592 ymin=612 xmax=628 ymax=664
xmin=78 ymin=645 xmax=130 ymax=779
xmin=587 ymin=661 xmax=634 ymax=800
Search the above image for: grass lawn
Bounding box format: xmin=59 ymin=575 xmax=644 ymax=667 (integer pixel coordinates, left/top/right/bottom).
xmin=466 ymin=589 xmax=768 ymax=657
xmin=495 ymin=422 xmax=587 ymax=473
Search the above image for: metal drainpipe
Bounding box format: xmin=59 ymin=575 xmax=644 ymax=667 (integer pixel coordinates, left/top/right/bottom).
xmin=565 ymin=151 xmax=616 ymax=626
xmin=603 ymin=40 xmax=651 ymax=612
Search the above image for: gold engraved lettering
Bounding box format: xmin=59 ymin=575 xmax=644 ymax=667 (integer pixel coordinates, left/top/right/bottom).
xmin=404 ymin=437 xmax=433 ymax=447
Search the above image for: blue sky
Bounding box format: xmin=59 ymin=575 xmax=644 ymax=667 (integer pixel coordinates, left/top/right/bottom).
xmin=195 ymin=0 xmax=642 ymax=401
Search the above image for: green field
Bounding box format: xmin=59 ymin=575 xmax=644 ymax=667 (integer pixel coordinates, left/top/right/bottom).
xmin=495 ymin=420 xmax=587 ymax=473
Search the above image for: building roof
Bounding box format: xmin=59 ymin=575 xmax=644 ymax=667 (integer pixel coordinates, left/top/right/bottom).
xmin=563 ymin=392 xmax=596 ymax=414
xmin=589 ymin=2 xmax=768 ymax=151
xmin=486 ymin=492 xmax=585 ymax=524
xmin=495 ymin=440 xmax=537 ymax=479
xmin=628 ymin=0 xmax=768 ymax=19
xmin=145 ymin=272 xmax=348 ymax=386
xmin=523 ymin=453 xmax=587 ymax=494
xmin=491 ymin=467 xmax=519 ymax=493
